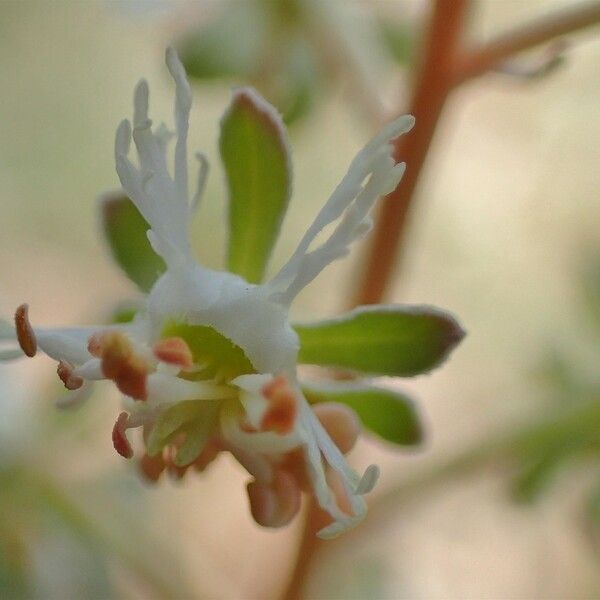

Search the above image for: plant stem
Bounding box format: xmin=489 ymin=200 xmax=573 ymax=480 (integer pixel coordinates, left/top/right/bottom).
xmin=280 ymin=499 xmax=323 ymax=600
xmin=282 ymin=1 xmax=600 ymax=597
xmin=452 ymin=1 xmax=600 ymax=85
xmin=354 ymin=0 xmax=600 ymax=305
xmin=354 ymin=0 xmax=470 ymax=305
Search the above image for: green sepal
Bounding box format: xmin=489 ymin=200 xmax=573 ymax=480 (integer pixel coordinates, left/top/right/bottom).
xmin=145 ymin=400 xmax=205 ymax=457
xmin=100 ymin=192 xmax=165 ymax=292
xmin=295 ymin=305 xmax=465 ymax=377
xmin=303 ymin=382 xmax=423 ymax=446
xmin=161 ymin=322 xmax=254 ymax=380
xmin=220 ymin=88 xmax=292 ymax=283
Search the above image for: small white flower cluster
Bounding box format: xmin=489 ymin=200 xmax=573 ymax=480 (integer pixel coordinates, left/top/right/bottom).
xmin=10 ymin=48 xmax=414 ymax=539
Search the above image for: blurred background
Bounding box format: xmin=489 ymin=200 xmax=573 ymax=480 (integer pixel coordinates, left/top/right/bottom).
xmin=0 ymin=0 xmax=599 ymax=598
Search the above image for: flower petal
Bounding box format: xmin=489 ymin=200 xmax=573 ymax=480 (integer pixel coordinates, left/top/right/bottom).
xmin=268 ymin=115 xmax=414 ymax=305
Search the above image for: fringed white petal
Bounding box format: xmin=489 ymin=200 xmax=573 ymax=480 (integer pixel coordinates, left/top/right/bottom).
xmin=268 ymin=115 xmax=414 ymax=305
xmin=191 ymin=152 xmax=209 ymax=213
xmin=220 ymin=399 xmax=301 ymax=454
xmin=296 ymin=396 xmax=377 ymax=539
xmin=166 ymin=45 xmax=192 ymax=209
xmin=145 ymin=372 xmax=237 ymax=408
xmin=148 ymin=266 xmax=299 ymax=375
xmin=36 ymin=327 xmax=99 ymax=365
xmin=113 ymin=48 xmax=205 ymax=271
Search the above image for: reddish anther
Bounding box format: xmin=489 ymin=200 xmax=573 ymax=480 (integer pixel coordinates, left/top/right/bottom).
xmin=87 ymin=333 xmax=103 ymax=358
xmin=56 ymin=360 xmax=84 ymax=390
xmin=94 ymin=331 xmax=148 ymax=400
xmin=153 ymin=337 xmax=193 ymax=369
xmin=14 ymin=304 xmax=37 ymax=357
xmin=247 ymin=470 xmax=301 ymax=528
xmin=112 ymin=412 xmax=133 ymax=459
xmin=139 ymin=452 xmax=166 ymax=483
xmin=261 ymin=375 xmax=297 ymax=435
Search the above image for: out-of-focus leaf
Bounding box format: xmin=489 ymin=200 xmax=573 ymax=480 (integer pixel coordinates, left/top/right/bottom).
xmin=100 ymin=192 xmax=165 ymax=292
xmin=377 ymin=18 xmax=416 ymax=66
xmin=220 ymin=88 xmax=292 ymax=283
xmin=178 ymin=3 xmax=267 ymax=80
xmin=582 ymin=255 xmax=600 ymax=332
xmin=110 ymin=301 xmax=141 ymax=325
xmin=0 ymin=529 xmax=31 ymax=600
xmin=277 ymin=38 xmax=318 ymax=125
xmin=31 ymin=515 xmax=112 ymax=600
xmin=303 ymin=382 xmax=423 ymax=445
xmin=511 ymin=446 xmax=567 ymax=503
xmin=589 ymin=481 xmax=600 ymax=526
xmin=295 ymin=305 xmax=465 ymax=376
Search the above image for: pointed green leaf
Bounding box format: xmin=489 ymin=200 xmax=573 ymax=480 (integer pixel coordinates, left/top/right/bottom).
xmin=303 ymin=382 xmax=423 ymax=446
xmin=220 ymin=88 xmax=292 ymax=283
xmin=100 ymin=192 xmax=166 ymax=292
xmin=295 ymin=305 xmax=465 ymax=377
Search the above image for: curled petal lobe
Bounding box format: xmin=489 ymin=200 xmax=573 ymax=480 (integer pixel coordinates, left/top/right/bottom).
xmin=112 ymin=412 xmax=134 ymax=459
xmin=56 ymin=361 xmax=84 ymax=391
xmin=14 ymin=304 xmax=36 ymax=357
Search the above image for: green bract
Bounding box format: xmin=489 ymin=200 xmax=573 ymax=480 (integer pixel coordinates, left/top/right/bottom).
xmin=101 ymin=192 xmax=166 ymax=292
xmin=303 ymin=383 xmax=422 ymax=446
xmin=220 ymin=89 xmax=292 ymax=283
xmin=295 ymin=305 xmax=465 ymax=376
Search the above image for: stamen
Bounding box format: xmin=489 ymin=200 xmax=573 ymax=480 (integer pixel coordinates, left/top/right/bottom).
xmin=139 ymin=452 xmax=166 ymax=483
xmin=87 ymin=333 xmax=103 ymax=357
xmin=153 ymin=337 xmax=193 ymax=370
xmin=313 ymin=403 xmax=361 ymax=455
xmin=93 ymin=331 xmax=148 ymax=400
xmin=56 ymin=360 xmax=84 ymax=390
xmin=14 ymin=304 xmax=37 ymax=357
xmin=112 ymin=412 xmax=133 ymax=459
xmin=260 ymin=375 xmax=297 ymax=435
xmin=247 ymin=470 xmax=301 ymax=528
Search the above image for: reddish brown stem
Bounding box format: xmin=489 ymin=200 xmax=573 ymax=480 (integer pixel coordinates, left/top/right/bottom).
xmin=354 ymin=0 xmax=470 ymax=306
xmin=280 ymin=499 xmax=325 ymax=600
xmin=354 ymin=0 xmax=600 ymax=306
xmin=453 ymin=1 xmax=600 ymax=85
xmin=281 ymin=2 xmax=600 ymax=598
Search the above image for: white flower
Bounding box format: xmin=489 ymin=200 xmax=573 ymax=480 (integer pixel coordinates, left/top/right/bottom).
xmin=10 ymin=48 xmax=414 ymax=539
